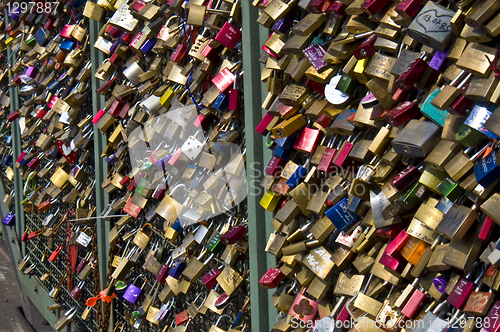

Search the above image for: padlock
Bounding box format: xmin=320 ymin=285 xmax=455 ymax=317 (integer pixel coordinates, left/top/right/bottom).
xmin=49 ymin=244 xmax=63 ymax=262
xmin=133 ymin=223 xmax=153 ymax=249
xmin=447 ymin=262 xmax=487 ymax=310
xmin=123 ymin=275 xmax=147 ymax=304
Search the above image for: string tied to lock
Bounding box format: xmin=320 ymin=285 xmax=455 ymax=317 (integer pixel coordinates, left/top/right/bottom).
xmin=487 ymin=52 xmax=500 ymax=79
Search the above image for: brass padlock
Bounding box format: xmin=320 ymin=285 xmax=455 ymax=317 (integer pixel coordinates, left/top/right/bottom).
xmin=133 ymin=223 xmax=153 ymax=249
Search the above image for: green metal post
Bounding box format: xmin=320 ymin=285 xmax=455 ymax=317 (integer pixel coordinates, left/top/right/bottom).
xmin=89 ymin=15 xmax=110 ymax=292
xmin=241 ymin=2 xmax=277 ymax=330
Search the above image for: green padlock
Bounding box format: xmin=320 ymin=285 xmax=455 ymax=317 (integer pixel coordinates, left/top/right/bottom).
xmin=398 ymin=182 xmax=427 ymax=209
xmin=206 ymin=232 xmax=225 ymax=255
xmin=336 ymin=73 xmax=358 ymax=95
xmin=437 ymin=177 xmax=464 ymax=202
xmin=456 ymin=124 xmax=483 ymax=147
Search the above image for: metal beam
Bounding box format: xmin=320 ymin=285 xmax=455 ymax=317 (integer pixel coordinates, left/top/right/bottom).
xmin=89 ymin=16 xmax=110 ymax=293
xmin=241 ymin=2 xmax=275 ymax=331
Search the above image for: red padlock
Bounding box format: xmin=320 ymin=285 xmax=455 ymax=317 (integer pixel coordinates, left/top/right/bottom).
xmin=293 ymin=127 xmax=324 ymax=154
xmin=76 ymin=253 xmax=91 ymax=274
xmin=318 ymin=137 xmax=340 ymax=174
xmin=7 ymin=110 xmax=19 ymax=122
xmin=175 ymin=310 xmax=190 ymax=326
xmin=21 ymin=227 xmax=29 ymax=242
xmin=215 ymin=22 xmax=241 ymax=50
xmin=201 ymin=266 xmax=222 ymax=289
xmin=385 ymin=229 xmax=409 ymax=255
xmin=361 ymin=0 xmax=390 ymax=15
xmin=326 ymin=0 xmax=347 ymax=17
xmin=265 ymin=156 xmax=287 ymax=178
xmin=170 ymin=44 xmax=187 ymax=64
xmin=391 ymin=164 xmax=423 ymax=192
xmin=156 ymin=263 xmax=170 ymax=284
xmin=221 ymin=225 xmax=247 ymax=245
xmin=256 ymin=113 xmax=277 ymax=135
xmin=70 ymin=281 xmax=85 ymax=300
xmin=307 ymin=0 xmax=334 ymax=13
xmin=395 ymin=53 xmax=429 ymax=91
xmin=395 ymin=0 xmax=423 ymax=18
xmin=259 ymin=267 xmax=285 ymax=289
xmin=39 ymin=198 xmax=57 ymax=212
xmin=49 ymin=244 xmax=63 ymax=262
xmin=384 ymin=100 xmax=420 ymax=127
xmin=353 ymin=34 xmax=378 ymax=60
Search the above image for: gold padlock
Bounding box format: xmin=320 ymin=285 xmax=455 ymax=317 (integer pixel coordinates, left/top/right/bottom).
xmin=133 ymin=223 xmax=153 ymax=249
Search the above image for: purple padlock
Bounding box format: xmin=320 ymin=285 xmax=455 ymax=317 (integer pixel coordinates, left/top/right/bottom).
xmin=168 ymin=260 xmax=186 ymax=279
xmin=122 ymin=274 xmax=146 ymax=304
xmin=25 ymin=66 xmax=39 ymax=79
xmin=8 ymin=5 xmax=20 ymax=21
xmin=271 ymin=15 xmax=294 ymax=34
xmin=303 ymin=43 xmax=328 ymax=72
xmin=433 ymin=275 xmax=450 ymax=294
xmin=1 ymin=213 xmax=14 ymax=226
xmin=428 ymin=50 xmax=447 ymax=72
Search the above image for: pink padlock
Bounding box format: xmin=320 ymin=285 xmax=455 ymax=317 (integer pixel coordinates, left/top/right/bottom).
xmin=447 ymin=262 xmax=486 ymax=310
xmin=385 ymin=229 xmax=409 ymax=255
xmin=289 ymin=288 xmax=319 ymax=321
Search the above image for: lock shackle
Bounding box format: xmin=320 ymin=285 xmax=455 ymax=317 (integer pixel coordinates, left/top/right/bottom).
xmin=140 ymin=223 xmax=153 ymax=236
xmin=214 ymin=314 xmax=233 ymax=327
xmin=80 ymin=227 xmax=92 ymax=235
xmin=169 ymin=183 xmax=189 ymax=202
xmin=194 ymin=291 xmax=208 ymax=308
xmin=432 ymin=301 xmax=451 ymax=317
xmin=465 ymin=261 xmax=483 ymax=280
xmin=131 ymin=274 xmax=146 ymax=286
xmin=203 ymin=253 xmax=214 ymax=265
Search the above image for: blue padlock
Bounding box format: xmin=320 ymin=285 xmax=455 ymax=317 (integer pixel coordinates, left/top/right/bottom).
xmin=171 ymin=219 xmax=184 ymax=235
xmin=106 ymin=154 xmax=117 ymax=163
xmin=190 ymin=169 xmax=207 ymax=189
xmin=272 ymin=145 xmax=292 ymax=160
xmin=286 ymin=157 xmax=311 ymax=189
xmin=168 ymin=260 xmax=187 ymax=279
xmin=109 ymin=39 xmax=121 ymax=55
xmin=213 ymin=93 xmax=229 ymax=111
xmin=3 ymin=152 xmax=13 ymax=166
xmin=8 ymin=5 xmax=20 ymax=20
xmin=34 ymin=28 xmax=48 ymax=46
xmin=325 ymin=197 xmax=360 ymax=232
xmin=70 ymin=0 xmax=86 ymax=8
xmin=474 ymin=149 xmax=500 ymax=187
xmin=276 ymin=132 xmax=298 ymax=150
xmin=140 ymin=39 xmax=156 ymax=55
xmin=60 ymin=40 xmax=76 ymax=52
xmin=465 ymin=103 xmax=499 ymax=140
xmin=47 ymin=81 xmax=60 ymax=93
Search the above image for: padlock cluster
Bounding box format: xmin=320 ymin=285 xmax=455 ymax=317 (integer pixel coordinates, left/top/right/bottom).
xmin=76 ymin=0 xmax=249 ymax=331
xmin=1 ymin=0 xmax=104 ymax=331
xmin=2 ymin=0 xmax=250 ymax=329
xmin=254 ymin=0 xmax=500 ymax=331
